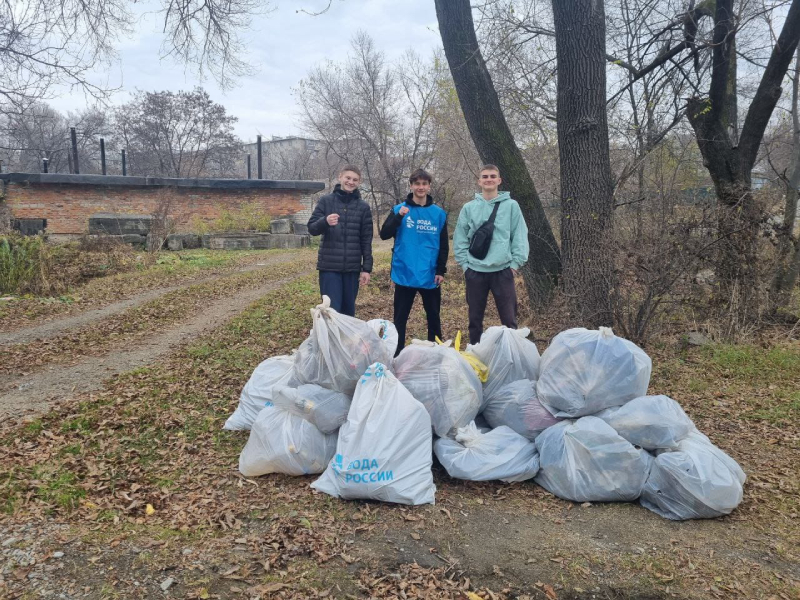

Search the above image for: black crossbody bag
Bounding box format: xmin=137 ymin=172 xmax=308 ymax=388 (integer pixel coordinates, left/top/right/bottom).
xmin=468 ymin=202 xmax=500 ymax=260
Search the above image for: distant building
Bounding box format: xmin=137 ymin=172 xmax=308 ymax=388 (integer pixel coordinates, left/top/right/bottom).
xmin=241 ymin=136 xmax=324 ymax=180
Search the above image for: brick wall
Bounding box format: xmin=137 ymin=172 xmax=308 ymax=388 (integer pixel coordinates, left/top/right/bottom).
xmin=1 ymin=179 xmax=319 ymax=234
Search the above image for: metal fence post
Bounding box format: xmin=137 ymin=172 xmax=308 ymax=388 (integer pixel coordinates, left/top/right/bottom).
xmin=70 ymin=127 xmax=80 ymax=174
xmin=100 ymin=138 xmax=107 ymax=175
xmin=121 ymin=149 xmax=127 ymax=176
xmin=257 ymin=135 xmax=263 ymax=180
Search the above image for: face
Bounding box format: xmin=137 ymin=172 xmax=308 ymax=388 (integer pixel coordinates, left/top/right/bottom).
xmin=339 ymin=170 xmax=361 ymax=192
xmin=478 ymin=169 xmax=501 ymax=192
xmin=410 ymin=178 xmax=431 ymax=199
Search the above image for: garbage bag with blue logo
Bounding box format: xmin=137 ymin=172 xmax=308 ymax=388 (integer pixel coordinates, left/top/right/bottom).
xmin=367 ymin=318 xmax=399 ymax=357
xmin=434 ymin=422 xmax=540 ymax=482
xmin=224 ymin=355 xmax=297 ymax=431
xmin=312 ymin=363 xmax=436 ymax=505
xmin=238 ymin=404 xmax=337 ymax=477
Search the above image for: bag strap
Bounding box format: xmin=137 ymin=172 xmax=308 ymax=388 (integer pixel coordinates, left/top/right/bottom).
xmin=486 ymin=201 xmax=500 ymax=224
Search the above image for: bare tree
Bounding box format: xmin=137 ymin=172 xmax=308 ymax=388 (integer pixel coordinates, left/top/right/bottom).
xmin=113 ymin=88 xmax=241 ymax=178
xmin=0 ymin=0 xmax=272 ymax=116
xmin=296 ymin=32 xmax=440 ymax=222
xmin=434 ymin=0 xmax=562 ymax=308
xmin=768 ymin=46 xmax=800 ymax=307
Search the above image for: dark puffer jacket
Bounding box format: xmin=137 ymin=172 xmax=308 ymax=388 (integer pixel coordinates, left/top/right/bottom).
xmin=307 ymin=185 xmax=373 ymax=273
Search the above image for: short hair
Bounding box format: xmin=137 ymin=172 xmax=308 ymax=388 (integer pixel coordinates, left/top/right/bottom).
xmin=339 ymin=164 xmax=362 ymax=178
xmin=409 ymin=168 xmax=432 ymax=184
xmin=480 ymin=164 xmax=500 ymax=174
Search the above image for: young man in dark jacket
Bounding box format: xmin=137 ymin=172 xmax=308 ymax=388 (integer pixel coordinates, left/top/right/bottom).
xmin=307 ymin=165 xmax=373 ymax=317
xmin=379 ymin=169 xmax=448 ymax=356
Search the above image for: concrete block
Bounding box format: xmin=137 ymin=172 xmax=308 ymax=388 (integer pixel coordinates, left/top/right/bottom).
xmin=270 ymin=219 xmax=291 ymax=234
xmin=166 ymin=234 xmax=202 ymax=251
xmin=89 ymin=213 xmax=153 ymax=236
xmin=292 ymin=222 xmax=308 ymax=235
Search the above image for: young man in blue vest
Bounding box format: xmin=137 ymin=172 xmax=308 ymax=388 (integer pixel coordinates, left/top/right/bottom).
xmin=379 ymin=169 xmax=449 ymax=356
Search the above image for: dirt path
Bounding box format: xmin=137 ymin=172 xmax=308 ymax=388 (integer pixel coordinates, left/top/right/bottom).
xmin=0 ymin=252 xmax=303 ymax=346
xmin=0 ymin=264 xmax=313 ymax=422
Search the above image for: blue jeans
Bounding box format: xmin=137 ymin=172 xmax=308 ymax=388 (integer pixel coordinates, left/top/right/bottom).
xmin=319 ymin=271 xmax=360 ymax=316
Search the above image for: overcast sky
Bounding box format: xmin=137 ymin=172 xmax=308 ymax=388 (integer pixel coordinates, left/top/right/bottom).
xmin=48 ymin=0 xmax=443 ymax=142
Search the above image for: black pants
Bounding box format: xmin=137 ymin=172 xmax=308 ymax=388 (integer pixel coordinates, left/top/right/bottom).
xmin=393 ymin=284 xmax=442 ymax=356
xmin=464 ymin=267 xmax=518 ymax=344
xmin=319 ymin=271 xmax=360 ymax=316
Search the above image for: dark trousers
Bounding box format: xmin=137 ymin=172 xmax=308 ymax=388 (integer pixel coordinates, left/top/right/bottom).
xmin=319 ymin=271 xmax=360 ymax=316
xmin=393 ymin=284 xmax=442 ymax=356
xmin=465 ymin=267 xmax=517 ymax=344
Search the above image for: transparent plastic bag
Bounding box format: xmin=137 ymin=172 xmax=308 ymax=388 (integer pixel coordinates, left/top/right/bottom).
xmin=537 ymin=327 xmax=652 ymax=418
xmin=393 ymin=340 xmax=482 ymax=438
xmin=534 ymin=416 xmax=653 ymax=502
xmin=293 ymin=296 xmax=392 ymax=395
xmin=367 ymin=318 xmax=399 ymax=357
xmin=468 ymin=326 xmax=541 ymax=406
xmin=224 ymin=355 xmax=296 ymax=431
xmin=640 ymin=431 xmax=745 ymax=520
xmin=434 ymin=422 xmax=540 ymax=482
xmin=595 ymin=395 xmax=695 ymax=450
xmin=481 ymin=379 xmax=562 ymax=441
xmin=271 ymin=384 xmax=351 ymax=434
xmin=239 ymin=406 xmax=337 ymax=477
xmin=312 ymin=363 xmax=435 ymax=505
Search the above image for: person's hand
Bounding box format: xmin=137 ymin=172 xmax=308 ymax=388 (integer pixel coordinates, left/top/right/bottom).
xmin=399 ymin=206 xmax=410 ymax=216
xmin=434 ymin=275 xmax=444 ymax=286
xmin=359 ymin=272 xmax=371 ymax=286
xmin=511 ymin=268 xmax=518 ymax=277
xmin=326 ymin=213 xmax=340 ymax=226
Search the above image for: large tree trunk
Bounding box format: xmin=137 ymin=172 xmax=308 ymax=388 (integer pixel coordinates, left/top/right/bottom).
xmin=686 ymin=0 xmax=800 ymax=324
xmin=552 ymin=0 xmax=616 ymax=326
xmin=770 ymin=48 xmax=800 ymax=307
xmin=433 ymin=0 xmax=561 ymax=307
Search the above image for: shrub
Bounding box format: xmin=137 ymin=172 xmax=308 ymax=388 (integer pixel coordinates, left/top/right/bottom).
xmin=191 ymin=202 xmax=272 ymax=234
xmin=0 ymin=234 xmax=50 ymax=295
xmin=0 ymin=233 xmax=137 ymax=296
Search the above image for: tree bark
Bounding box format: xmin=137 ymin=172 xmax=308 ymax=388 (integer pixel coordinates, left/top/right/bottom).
xmin=433 ymin=0 xmax=561 ymax=307
xmin=552 ymin=0 xmax=616 ymax=326
xmin=770 ymin=47 xmax=800 ymax=306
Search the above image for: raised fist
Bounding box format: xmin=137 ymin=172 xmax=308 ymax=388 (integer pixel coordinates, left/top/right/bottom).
xmin=326 ymin=213 xmax=340 ymax=226
xmin=399 ymin=206 xmax=410 ymax=216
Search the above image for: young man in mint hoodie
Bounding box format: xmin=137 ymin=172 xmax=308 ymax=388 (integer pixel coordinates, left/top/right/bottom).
xmin=453 ymin=164 xmax=529 ymax=344
xmin=379 ymin=169 xmax=449 ymax=355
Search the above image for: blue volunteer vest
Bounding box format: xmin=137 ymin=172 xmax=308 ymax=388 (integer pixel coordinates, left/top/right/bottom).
xmin=391 ymin=202 xmax=446 ymax=289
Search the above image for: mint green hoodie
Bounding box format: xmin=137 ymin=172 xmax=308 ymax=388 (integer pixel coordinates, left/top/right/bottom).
xmin=453 ymin=192 xmax=529 ymax=273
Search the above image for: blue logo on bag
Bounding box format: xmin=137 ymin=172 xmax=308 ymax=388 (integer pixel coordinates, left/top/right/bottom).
xmin=339 ymin=457 xmax=394 ymax=483
xmin=264 ymin=401 xmax=274 ymax=408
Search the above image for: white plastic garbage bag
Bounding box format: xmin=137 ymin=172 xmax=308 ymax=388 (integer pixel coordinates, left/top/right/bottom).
xmin=367 ymin=319 xmax=399 ymax=357
xmin=393 ymin=341 xmax=482 ymax=438
xmin=312 ymin=363 xmax=436 ymax=505
xmin=595 ymin=395 xmax=695 ymax=450
xmin=537 ymin=327 xmax=652 ymax=418
xmin=468 ymin=326 xmax=541 ymax=405
xmin=535 ymin=416 xmax=653 ymax=502
xmin=481 ymin=379 xmax=562 ymax=441
xmin=271 ymin=384 xmax=351 ymax=434
xmin=640 ymin=431 xmax=745 ymax=520
xmin=293 ymin=296 xmax=392 ymax=395
xmin=434 ymin=422 xmax=540 ymax=482
xmin=224 ymin=355 xmax=296 ymax=431
xmin=239 ymin=406 xmax=337 ymax=477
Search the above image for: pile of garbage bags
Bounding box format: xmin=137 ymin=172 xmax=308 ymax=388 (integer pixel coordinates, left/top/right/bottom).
xmin=225 ymin=299 xmax=746 ymax=519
